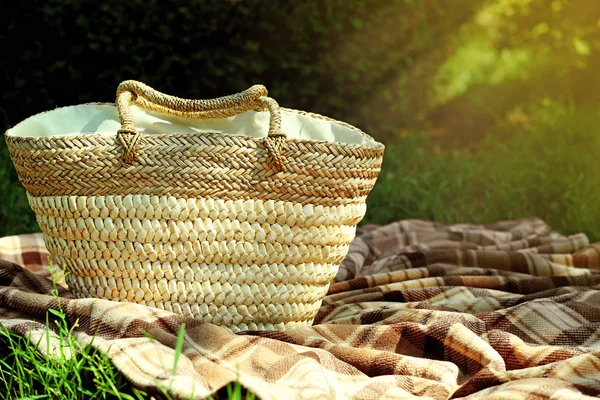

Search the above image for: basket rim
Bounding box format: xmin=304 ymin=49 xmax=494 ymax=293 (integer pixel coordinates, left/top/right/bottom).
xmin=5 ymin=102 xmax=385 ymax=152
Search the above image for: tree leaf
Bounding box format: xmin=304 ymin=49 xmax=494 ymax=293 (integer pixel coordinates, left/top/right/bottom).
xmin=573 ymin=38 xmax=591 ymax=55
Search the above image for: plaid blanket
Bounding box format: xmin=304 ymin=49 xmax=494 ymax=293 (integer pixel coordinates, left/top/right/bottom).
xmin=2 ymin=218 xmax=600 ymax=399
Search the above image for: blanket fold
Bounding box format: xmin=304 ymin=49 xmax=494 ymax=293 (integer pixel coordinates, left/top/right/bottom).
xmin=1 ymin=218 xmax=600 ymax=399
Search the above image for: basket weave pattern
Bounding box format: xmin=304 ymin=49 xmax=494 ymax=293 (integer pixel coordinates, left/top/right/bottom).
xmin=8 ymin=128 xmax=381 ymax=204
xmin=6 ymin=81 xmax=384 ymax=332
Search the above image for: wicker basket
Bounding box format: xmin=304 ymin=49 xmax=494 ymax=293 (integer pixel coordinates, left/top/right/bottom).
xmin=5 ymin=81 xmax=384 ymax=332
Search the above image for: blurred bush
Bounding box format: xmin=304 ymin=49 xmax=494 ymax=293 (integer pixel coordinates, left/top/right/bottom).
xmin=1 ymin=0 xmax=482 ymax=133
xmin=0 ymin=0 xmax=482 ymax=236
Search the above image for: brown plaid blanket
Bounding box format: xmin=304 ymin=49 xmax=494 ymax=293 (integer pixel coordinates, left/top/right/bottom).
xmin=2 ymin=218 xmax=600 ymax=399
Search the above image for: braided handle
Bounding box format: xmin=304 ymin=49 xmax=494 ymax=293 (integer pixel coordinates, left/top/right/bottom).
xmin=115 ymin=80 xmax=286 ymax=171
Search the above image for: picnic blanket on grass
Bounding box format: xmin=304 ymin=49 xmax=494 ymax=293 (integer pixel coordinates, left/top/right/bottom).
xmin=2 ymin=218 xmax=600 ymax=399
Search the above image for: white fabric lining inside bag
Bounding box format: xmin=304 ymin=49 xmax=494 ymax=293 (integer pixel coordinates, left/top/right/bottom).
xmin=7 ymin=103 xmax=376 ymax=146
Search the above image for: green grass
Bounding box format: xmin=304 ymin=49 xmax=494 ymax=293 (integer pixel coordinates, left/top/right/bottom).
xmin=0 ymin=268 xmax=255 ymax=400
xmin=0 ymin=327 xmax=149 ymax=400
xmin=365 ymin=104 xmax=600 ymax=242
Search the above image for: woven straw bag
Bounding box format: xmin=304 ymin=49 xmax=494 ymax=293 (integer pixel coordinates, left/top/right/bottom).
xmin=6 ymin=81 xmax=384 ymax=332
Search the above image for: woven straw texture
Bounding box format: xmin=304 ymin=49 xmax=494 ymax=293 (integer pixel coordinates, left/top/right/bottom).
xmin=5 ymin=81 xmax=384 ymax=331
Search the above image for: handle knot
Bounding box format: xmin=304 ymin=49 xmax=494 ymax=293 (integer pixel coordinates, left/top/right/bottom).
xmin=117 ymin=128 xmax=142 ymax=164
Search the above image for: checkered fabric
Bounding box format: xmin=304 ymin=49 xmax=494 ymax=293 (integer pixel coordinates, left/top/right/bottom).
xmin=1 ymin=218 xmax=600 ymax=399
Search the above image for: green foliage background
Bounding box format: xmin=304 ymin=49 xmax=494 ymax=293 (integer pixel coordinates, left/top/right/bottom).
xmin=2 ymin=0 xmax=599 ymax=239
